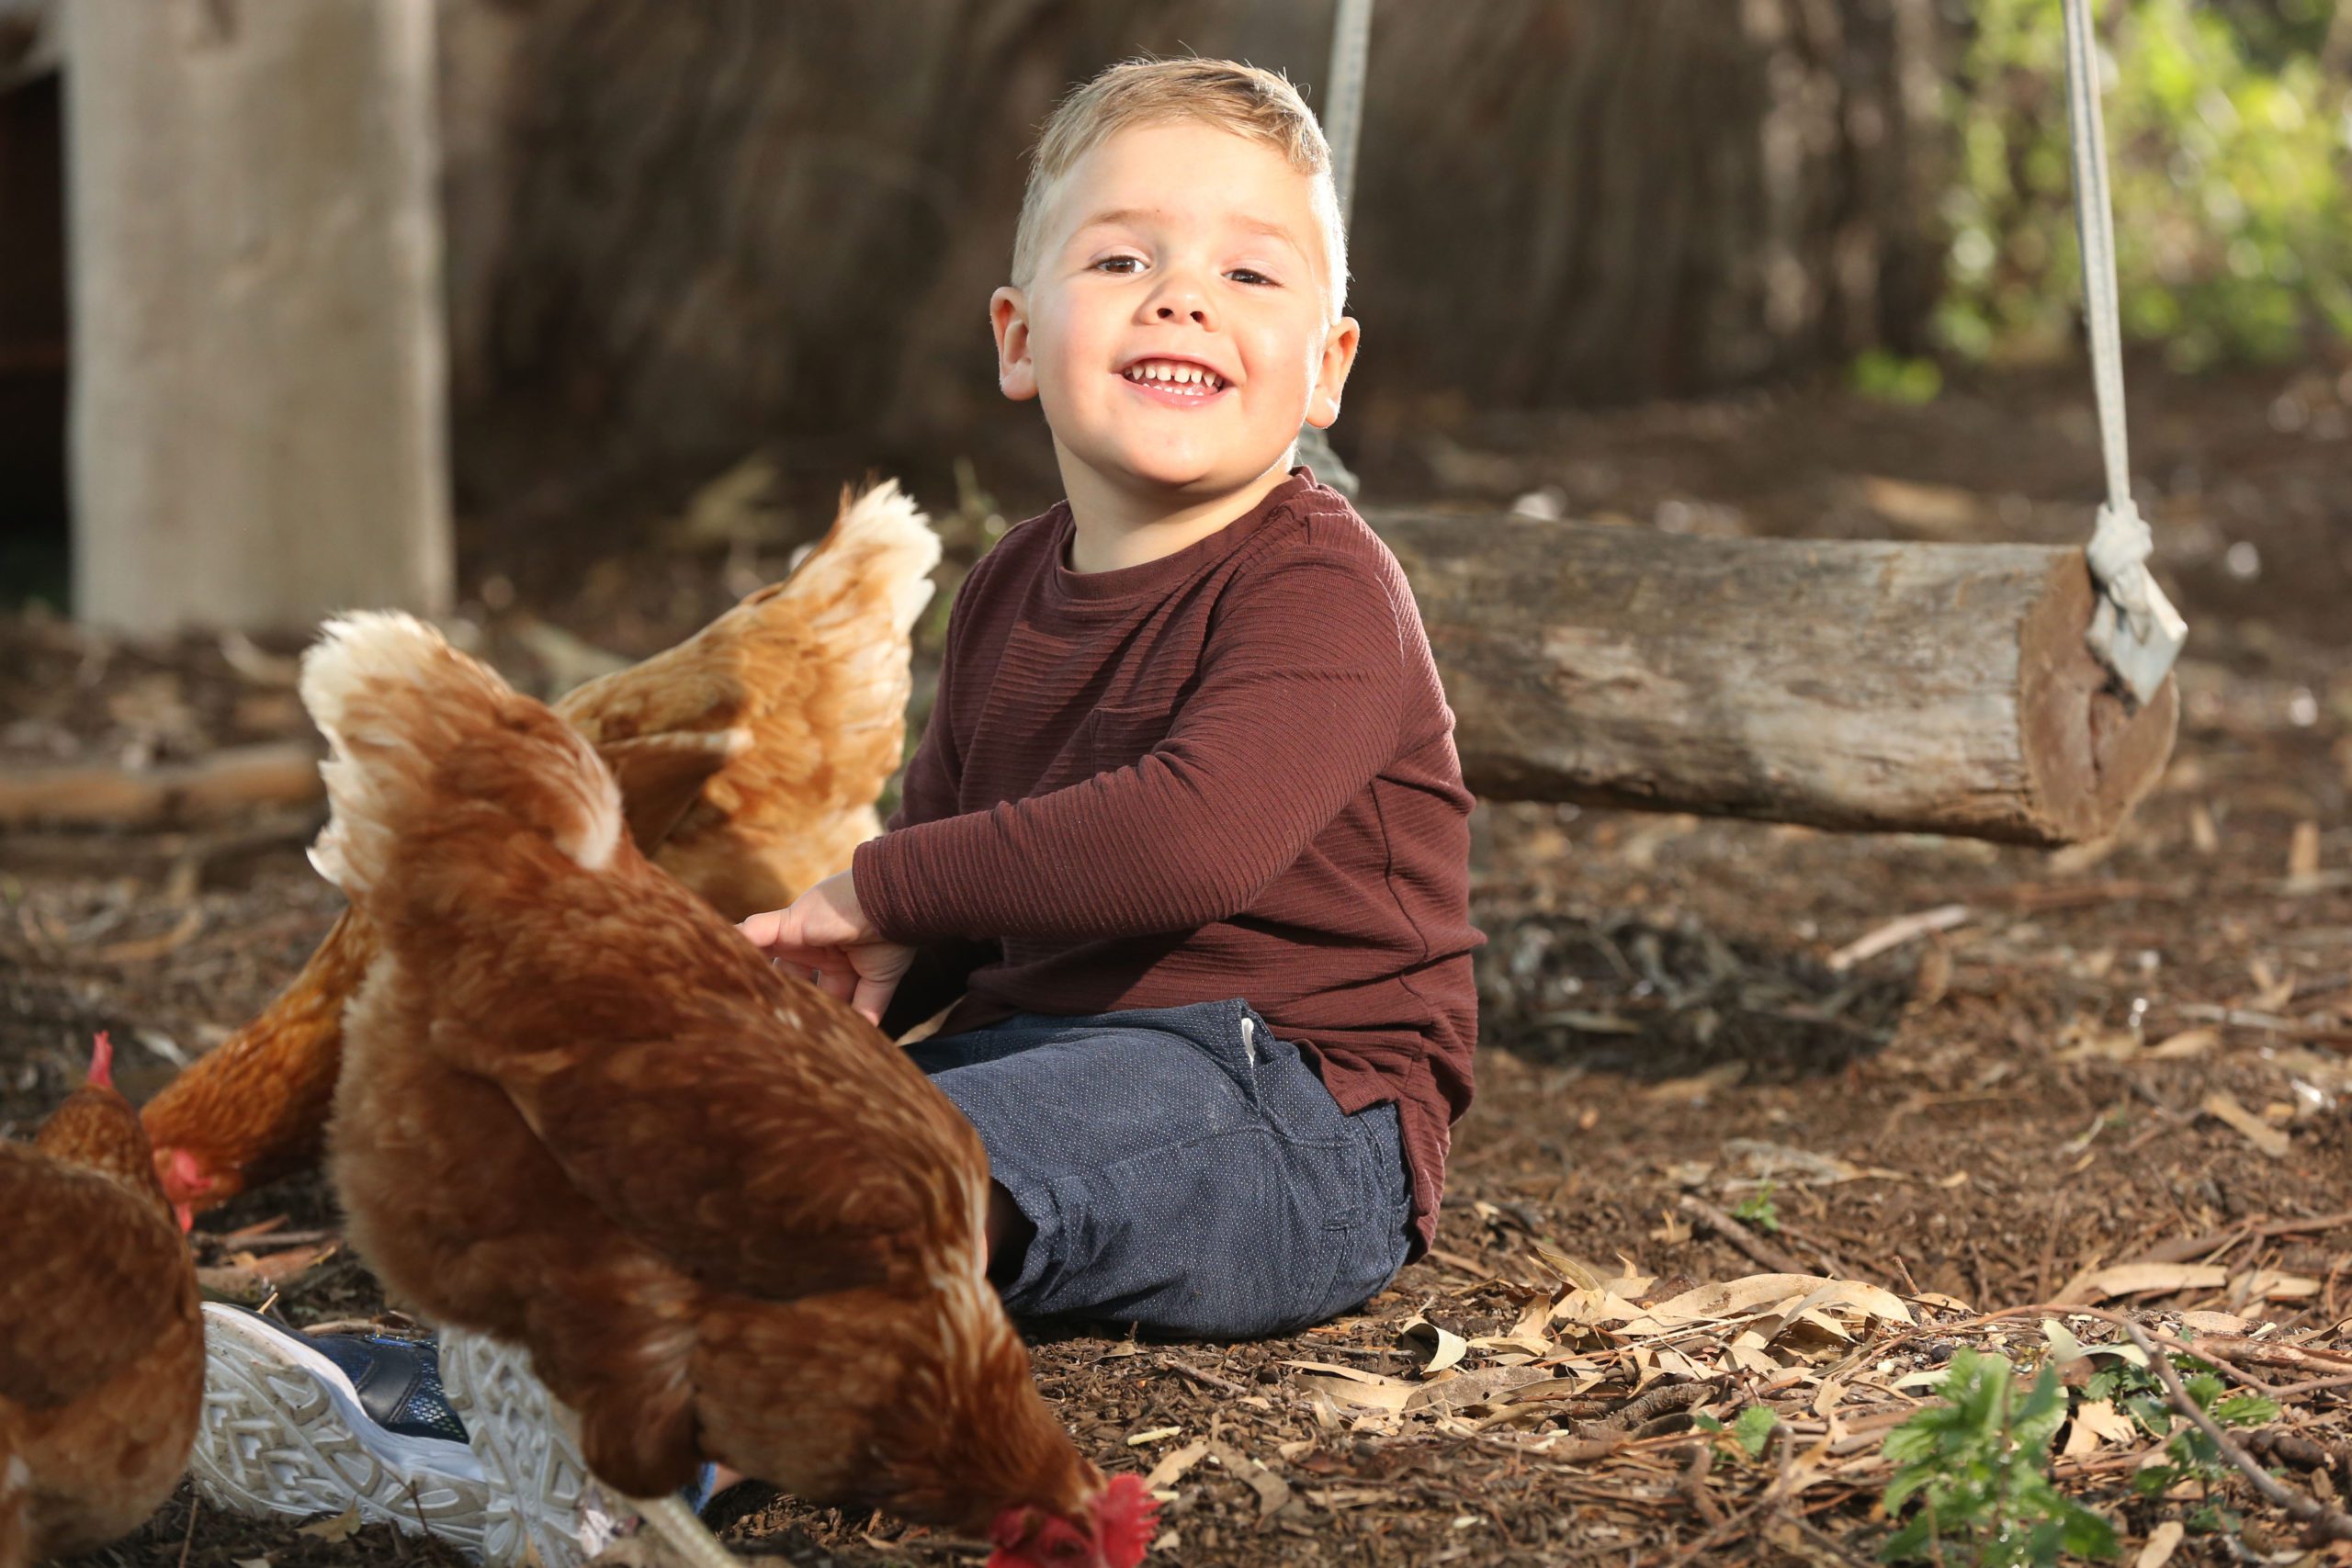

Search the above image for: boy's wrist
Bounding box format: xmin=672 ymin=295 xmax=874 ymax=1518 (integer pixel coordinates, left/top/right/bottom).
xmin=848 ymin=836 xmax=910 ymax=944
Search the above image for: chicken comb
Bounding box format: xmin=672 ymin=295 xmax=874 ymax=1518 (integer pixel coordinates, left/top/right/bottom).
xmin=1096 ymin=1474 xmax=1160 ymax=1567
xmin=87 ymin=1030 xmax=115 ymax=1089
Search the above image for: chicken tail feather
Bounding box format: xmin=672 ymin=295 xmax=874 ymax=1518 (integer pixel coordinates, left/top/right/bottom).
xmin=300 ymin=612 xmax=625 ymax=902
xmin=777 ymin=479 xmax=940 ymax=639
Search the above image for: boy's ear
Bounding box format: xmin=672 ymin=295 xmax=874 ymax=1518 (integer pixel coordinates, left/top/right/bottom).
xmin=990 ymin=287 xmax=1038 ymax=401
xmin=1304 ymin=313 xmax=1362 ymax=431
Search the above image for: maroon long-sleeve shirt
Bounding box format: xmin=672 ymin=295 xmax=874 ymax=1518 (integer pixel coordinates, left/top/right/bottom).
xmin=853 ymin=468 xmax=1480 ymax=1252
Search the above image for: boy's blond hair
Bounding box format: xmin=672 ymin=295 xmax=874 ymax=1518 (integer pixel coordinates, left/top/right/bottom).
xmin=1011 ymin=57 xmax=1349 ymax=317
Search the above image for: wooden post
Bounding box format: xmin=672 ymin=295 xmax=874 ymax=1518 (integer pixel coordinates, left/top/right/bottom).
xmin=65 ymin=0 xmax=450 ymax=634
xmin=1374 ymin=513 xmax=2178 ymax=846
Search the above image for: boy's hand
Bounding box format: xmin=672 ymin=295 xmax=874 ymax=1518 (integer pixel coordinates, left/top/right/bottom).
xmin=737 ymin=870 xmax=915 ymax=1027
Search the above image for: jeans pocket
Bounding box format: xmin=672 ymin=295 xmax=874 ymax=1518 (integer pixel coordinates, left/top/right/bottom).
xmin=1316 ymin=1105 xmax=1413 ymax=1319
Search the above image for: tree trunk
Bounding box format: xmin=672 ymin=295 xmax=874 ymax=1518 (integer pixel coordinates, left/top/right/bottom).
xmin=434 ymin=0 xmax=1947 ymax=514
xmin=67 ymin=0 xmax=450 ymax=634
xmin=1374 ymin=512 xmax=2177 ymax=845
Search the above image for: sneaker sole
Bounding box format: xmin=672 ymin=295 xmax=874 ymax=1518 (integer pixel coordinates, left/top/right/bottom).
xmin=189 ymin=1303 xmax=489 ymax=1551
xmin=439 ymin=1325 xmax=630 ymax=1568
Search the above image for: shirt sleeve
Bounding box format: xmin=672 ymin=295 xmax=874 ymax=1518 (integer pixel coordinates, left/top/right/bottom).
xmin=854 ymin=547 xmax=1408 ymax=944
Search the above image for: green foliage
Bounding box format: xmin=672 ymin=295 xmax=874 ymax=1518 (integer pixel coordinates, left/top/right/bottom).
xmin=1850 ymin=349 xmax=1947 ymax=405
xmin=1735 ymin=1404 xmax=1781 ymax=1458
xmin=2085 ymin=1354 xmax=2279 ymax=1528
xmin=1879 ymin=1349 xmax=2120 ymax=1566
xmin=1693 ymin=1404 xmax=1781 ymax=1461
xmin=1939 ymin=0 xmax=2352 ymax=368
xmin=1731 ymin=1180 xmax=1782 ymax=1234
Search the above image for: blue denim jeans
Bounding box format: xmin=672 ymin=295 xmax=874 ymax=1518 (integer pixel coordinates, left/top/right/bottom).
xmin=905 ymin=998 xmax=1415 ymax=1339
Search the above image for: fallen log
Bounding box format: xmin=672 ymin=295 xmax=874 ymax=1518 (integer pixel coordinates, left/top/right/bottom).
xmin=0 ymin=741 xmax=322 ymax=829
xmin=1374 ymin=513 xmax=2177 ymax=845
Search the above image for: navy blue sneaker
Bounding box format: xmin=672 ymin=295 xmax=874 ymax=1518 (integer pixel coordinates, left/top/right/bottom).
xmin=310 ymin=1325 xmax=470 ymax=1443
xmin=189 ymin=1303 xmax=490 ymax=1551
xmin=193 ymin=1307 xmax=728 ymax=1568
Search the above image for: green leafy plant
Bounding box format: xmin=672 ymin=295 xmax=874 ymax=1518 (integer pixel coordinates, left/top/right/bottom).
xmin=1692 ymin=1404 xmax=1781 ymax=1460
xmin=2085 ymin=1353 xmax=2279 ymax=1529
xmin=1879 ymin=1348 xmax=2120 ymax=1566
xmin=1731 ymin=1180 xmax=1782 ymax=1235
xmin=1939 ymin=0 xmax=2352 ymax=367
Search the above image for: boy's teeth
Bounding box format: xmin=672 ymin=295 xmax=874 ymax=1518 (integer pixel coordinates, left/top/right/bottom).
xmin=1125 ymin=361 xmax=1223 ymax=390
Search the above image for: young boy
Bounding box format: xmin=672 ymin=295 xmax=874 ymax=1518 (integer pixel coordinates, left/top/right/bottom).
xmin=741 ymin=54 xmax=1479 ymax=1340
xmin=187 ymin=55 xmax=1477 ymax=1560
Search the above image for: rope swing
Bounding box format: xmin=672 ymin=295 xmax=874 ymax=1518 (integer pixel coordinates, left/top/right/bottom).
xmin=1300 ymin=2 xmax=2181 ymax=848
xmin=1310 ymin=0 xmax=2184 ymax=705
xmin=2063 ymin=0 xmax=2189 ymax=705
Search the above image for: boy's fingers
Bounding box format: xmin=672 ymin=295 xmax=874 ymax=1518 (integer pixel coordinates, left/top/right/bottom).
xmin=760 ymin=942 xmax=841 ymax=971
xmin=736 ymin=909 xmax=791 ymax=951
xmin=850 ymin=976 xmax=900 ymax=1028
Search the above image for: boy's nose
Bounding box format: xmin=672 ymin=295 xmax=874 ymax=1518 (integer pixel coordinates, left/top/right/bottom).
xmin=1144 ymin=272 xmax=1215 ymax=328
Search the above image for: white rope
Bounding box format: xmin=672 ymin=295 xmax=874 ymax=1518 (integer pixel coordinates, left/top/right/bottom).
xmin=1296 ymin=0 xmax=1374 ymax=495
xmin=2063 ymin=0 xmax=2186 ymax=705
xmin=1323 ymin=0 xmax=1375 ymax=224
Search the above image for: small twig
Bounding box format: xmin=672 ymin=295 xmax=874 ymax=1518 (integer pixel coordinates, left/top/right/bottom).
xmin=2197 ymin=1336 xmax=2352 ymax=1374
xmin=2269 ymin=1375 xmax=2352 ymax=1400
xmin=1826 ymin=904 xmax=1972 ymax=972
xmin=1160 ymin=1357 xmax=1253 ymax=1398
xmin=1786 ymin=1508 xmax=1882 ymax=1568
xmin=177 ymin=1493 xmax=200 ymax=1568
xmin=1954 ymin=1303 xmax=2291 ymax=1397
xmin=1659 ymin=1495 xmax=1772 ymax=1568
xmin=1675 ymin=1443 xmax=1726 ymax=1527
xmin=1679 ymin=1195 xmax=1815 ymax=1277
xmin=2111 ymin=1316 xmax=2352 ymax=1542
xmin=1596 ymin=1381 xmax=1724 ymax=1431
xmin=403 ymin=1477 xmax=432 ymax=1554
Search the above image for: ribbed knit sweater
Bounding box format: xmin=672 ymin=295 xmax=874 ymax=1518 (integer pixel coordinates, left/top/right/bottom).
xmin=854 ymin=468 xmax=1480 ymax=1252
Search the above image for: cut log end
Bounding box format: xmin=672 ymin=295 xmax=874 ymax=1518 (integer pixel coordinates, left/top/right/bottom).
xmin=2015 ymin=552 xmax=2180 ymax=847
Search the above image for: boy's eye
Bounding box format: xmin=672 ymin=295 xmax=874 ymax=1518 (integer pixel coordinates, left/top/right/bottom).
xmin=1227 ymin=269 xmax=1276 ymax=287
xmin=1093 ymin=255 xmax=1145 ymax=274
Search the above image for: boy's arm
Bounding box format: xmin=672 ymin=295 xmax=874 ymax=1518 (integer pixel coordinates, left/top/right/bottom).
xmin=854 ymin=549 xmax=1407 ymax=945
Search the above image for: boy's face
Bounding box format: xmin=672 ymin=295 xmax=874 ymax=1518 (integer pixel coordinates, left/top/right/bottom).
xmin=991 ymin=121 xmax=1360 ymax=505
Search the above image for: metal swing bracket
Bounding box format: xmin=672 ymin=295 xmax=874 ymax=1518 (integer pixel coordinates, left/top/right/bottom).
xmin=2064 ymin=0 xmax=2187 ymax=705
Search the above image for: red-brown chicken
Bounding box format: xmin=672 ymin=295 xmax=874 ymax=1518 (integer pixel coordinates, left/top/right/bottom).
xmin=142 ymin=481 xmax=940 ymax=1222
xmin=0 ymin=1036 xmax=204 ymax=1568
xmin=298 ymin=612 xmax=1153 ymax=1568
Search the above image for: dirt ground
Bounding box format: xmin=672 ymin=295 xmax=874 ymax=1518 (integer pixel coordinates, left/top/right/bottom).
xmin=6 ymin=359 xmax=2351 ymax=1567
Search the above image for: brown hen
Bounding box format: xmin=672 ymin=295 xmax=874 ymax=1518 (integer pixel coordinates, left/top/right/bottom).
xmin=300 ymin=612 xmax=1152 ymax=1568
xmin=142 ymin=481 xmax=939 ymax=1220
xmin=0 ymin=1036 xmax=203 ymax=1568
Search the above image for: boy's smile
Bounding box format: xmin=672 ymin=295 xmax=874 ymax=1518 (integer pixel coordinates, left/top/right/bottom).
xmin=991 ymin=121 xmax=1360 ymax=563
